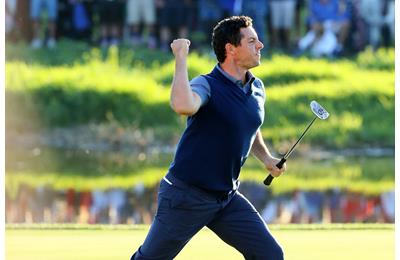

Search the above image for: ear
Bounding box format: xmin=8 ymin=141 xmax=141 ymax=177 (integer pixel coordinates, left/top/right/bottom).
xmin=225 ymin=43 xmax=236 ymax=56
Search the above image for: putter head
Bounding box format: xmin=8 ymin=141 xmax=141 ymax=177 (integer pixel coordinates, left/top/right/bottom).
xmin=310 ymin=100 xmax=330 ymax=120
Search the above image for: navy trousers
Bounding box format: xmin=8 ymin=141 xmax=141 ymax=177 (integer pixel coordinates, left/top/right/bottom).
xmin=131 ymin=176 xmax=284 ymax=260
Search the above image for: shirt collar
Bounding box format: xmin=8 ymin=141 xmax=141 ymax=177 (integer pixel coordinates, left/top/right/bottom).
xmin=216 ymin=64 xmax=255 ymax=90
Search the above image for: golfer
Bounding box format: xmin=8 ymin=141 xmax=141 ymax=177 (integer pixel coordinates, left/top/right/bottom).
xmin=131 ymin=16 xmax=286 ymax=260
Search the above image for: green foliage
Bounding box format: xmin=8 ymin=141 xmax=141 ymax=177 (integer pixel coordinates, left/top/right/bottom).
xmin=356 ymin=47 xmax=395 ymax=70
xmin=5 ymin=148 xmax=394 ymax=196
xmin=5 ymin=43 xmax=394 ymax=149
xmin=4 ymin=43 xmax=395 ymax=196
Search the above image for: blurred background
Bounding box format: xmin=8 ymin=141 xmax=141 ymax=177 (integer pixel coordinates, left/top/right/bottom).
xmin=5 ymin=0 xmax=394 ymax=226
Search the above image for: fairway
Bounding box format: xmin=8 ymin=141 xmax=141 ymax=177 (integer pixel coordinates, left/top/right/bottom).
xmin=6 ymin=224 xmax=394 ymax=260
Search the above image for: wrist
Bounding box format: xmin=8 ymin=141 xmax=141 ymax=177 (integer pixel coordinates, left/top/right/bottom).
xmin=175 ymin=52 xmax=188 ymax=60
xmin=263 ymin=154 xmax=274 ymax=166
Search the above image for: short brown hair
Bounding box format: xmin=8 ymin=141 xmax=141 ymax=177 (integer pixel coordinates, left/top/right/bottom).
xmin=212 ymin=16 xmax=253 ymax=63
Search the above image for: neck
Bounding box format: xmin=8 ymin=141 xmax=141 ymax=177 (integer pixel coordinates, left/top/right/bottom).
xmin=220 ymin=61 xmax=248 ymax=84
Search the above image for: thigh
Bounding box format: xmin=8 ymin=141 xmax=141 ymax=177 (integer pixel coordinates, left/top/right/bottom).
xmin=132 ymin=181 xmax=219 ymax=260
xmin=45 ymin=0 xmax=57 ymax=20
xmin=30 ymin=0 xmax=41 ymax=19
xmin=282 ymin=1 xmax=295 ymax=29
xmin=208 ymin=192 xmax=284 ymax=260
xmin=269 ymin=2 xmax=281 ymax=29
xmin=127 ymin=0 xmax=140 ymax=24
xmin=142 ymin=0 xmax=155 ymax=25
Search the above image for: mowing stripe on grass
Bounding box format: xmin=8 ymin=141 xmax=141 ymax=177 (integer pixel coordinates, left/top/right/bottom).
xmin=5 ymin=223 xmax=394 ymax=231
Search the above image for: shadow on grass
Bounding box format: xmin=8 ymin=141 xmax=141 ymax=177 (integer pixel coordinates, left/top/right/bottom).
xmin=261 ymin=72 xmax=337 ymax=87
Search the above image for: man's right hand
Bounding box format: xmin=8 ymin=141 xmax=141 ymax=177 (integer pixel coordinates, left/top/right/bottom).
xmin=170 ymin=39 xmax=191 ymax=58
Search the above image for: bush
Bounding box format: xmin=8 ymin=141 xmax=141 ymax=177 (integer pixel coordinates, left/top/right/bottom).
xmin=5 ymin=44 xmax=395 ymax=149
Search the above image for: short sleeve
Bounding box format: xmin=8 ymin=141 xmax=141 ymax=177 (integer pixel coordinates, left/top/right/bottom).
xmin=190 ymin=75 xmax=211 ymax=106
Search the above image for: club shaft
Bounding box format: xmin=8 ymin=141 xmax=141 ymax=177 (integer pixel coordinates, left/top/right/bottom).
xmin=284 ymin=116 xmax=317 ymax=159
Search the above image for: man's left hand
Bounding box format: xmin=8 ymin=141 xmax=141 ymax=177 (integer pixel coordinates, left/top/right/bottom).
xmin=264 ymin=156 xmax=286 ymax=178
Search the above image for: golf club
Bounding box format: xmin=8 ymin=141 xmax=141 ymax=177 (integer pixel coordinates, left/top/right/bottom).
xmin=263 ymin=100 xmax=330 ymax=186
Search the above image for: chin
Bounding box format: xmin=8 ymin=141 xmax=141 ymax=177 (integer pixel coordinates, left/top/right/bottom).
xmin=253 ymin=60 xmax=261 ymax=67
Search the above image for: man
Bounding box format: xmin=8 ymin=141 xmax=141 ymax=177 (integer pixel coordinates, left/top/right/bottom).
xmin=30 ymin=0 xmax=58 ymax=49
xmin=269 ymin=0 xmax=296 ymax=51
xmin=126 ymin=0 xmax=157 ymax=48
xmin=297 ymin=0 xmax=347 ymax=57
xmin=131 ymin=16 xmax=286 ymax=260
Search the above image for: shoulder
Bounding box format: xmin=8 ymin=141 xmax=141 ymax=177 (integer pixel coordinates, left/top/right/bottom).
xmin=190 ymin=75 xmax=211 ymax=94
xmin=253 ymin=77 xmax=264 ymax=88
xmin=253 ymin=77 xmax=265 ymax=93
xmin=190 ymin=75 xmax=211 ymax=106
xmin=252 ymin=77 xmax=266 ymax=100
xmin=190 ymin=75 xmax=210 ymax=86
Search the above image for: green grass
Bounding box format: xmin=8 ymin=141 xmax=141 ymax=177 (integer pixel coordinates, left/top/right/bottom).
xmin=5 ymin=43 xmax=395 ymax=149
xmin=5 ymin=148 xmax=395 ymax=196
xmin=5 ymin=224 xmax=394 ymax=260
xmin=5 ymin=42 xmax=395 ymax=196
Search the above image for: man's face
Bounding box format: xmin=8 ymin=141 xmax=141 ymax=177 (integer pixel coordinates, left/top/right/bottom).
xmin=232 ymin=26 xmax=264 ymax=69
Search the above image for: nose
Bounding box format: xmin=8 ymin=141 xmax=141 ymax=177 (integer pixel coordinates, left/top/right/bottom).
xmin=257 ymin=40 xmax=264 ymax=50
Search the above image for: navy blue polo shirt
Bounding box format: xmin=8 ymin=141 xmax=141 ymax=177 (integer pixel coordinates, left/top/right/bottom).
xmin=167 ymin=65 xmax=265 ymax=192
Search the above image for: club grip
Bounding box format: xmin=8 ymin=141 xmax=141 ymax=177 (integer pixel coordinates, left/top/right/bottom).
xmin=263 ymin=158 xmax=286 ymax=186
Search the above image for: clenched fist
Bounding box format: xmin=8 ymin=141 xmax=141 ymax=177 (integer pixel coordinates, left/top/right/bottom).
xmin=170 ymin=39 xmax=191 ymax=58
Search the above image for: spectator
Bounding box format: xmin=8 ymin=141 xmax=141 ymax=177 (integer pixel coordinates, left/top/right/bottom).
xmin=218 ymin=0 xmax=242 ymax=16
xmin=78 ymin=190 xmax=92 ymax=223
xmin=157 ymin=0 xmax=191 ymax=51
xmin=294 ymin=0 xmax=306 ymax=41
xmin=239 ymin=181 xmax=268 ymax=210
xmin=108 ymin=188 xmax=126 ymax=224
xmin=126 ymin=0 xmax=157 ymax=48
xmin=6 ymin=0 xmax=18 ymax=37
xmin=341 ymin=191 xmax=363 ymax=222
xmin=90 ymin=189 xmax=109 ymax=223
xmin=380 ymin=190 xmax=394 ymax=222
xmin=97 ymin=0 xmax=125 ymax=48
xmin=34 ymin=186 xmax=54 ymax=223
xmin=349 ymin=0 xmax=369 ymax=51
xmin=30 ymin=0 xmax=59 ymax=49
xmin=362 ymin=196 xmax=381 ymax=222
xmin=70 ymin=0 xmax=93 ymax=41
xmin=14 ymin=0 xmax=33 ymax=41
xmin=56 ymin=0 xmax=74 ymax=39
xmin=297 ymin=0 xmax=350 ymax=57
xmin=333 ymin=0 xmax=351 ymax=54
xmin=359 ymin=0 xmax=394 ymax=48
xmin=261 ymin=198 xmax=279 ymax=224
xmin=279 ymin=192 xmax=301 ymax=223
xmin=358 ymin=0 xmax=384 ymax=49
xmin=326 ymin=188 xmax=343 ymax=222
xmin=382 ymin=0 xmax=394 ymax=46
xmin=241 ymin=0 xmax=269 ymax=49
xmin=65 ymin=188 xmax=77 ymax=222
xmin=269 ymin=0 xmax=296 ymax=51
xmin=197 ymin=0 xmax=223 ymax=47
xmin=298 ymin=191 xmax=324 ymax=223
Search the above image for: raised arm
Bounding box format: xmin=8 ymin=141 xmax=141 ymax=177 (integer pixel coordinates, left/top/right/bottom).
xmin=251 ymin=129 xmax=286 ymax=178
xmin=169 ymin=39 xmax=202 ymax=116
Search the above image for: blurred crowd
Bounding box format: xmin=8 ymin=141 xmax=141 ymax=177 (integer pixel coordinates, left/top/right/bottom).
xmin=5 ymin=183 xmax=395 ymax=225
xmin=5 ymin=0 xmax=395 ymax=57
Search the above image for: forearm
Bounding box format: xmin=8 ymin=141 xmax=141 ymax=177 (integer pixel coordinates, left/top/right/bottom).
xmin=170 ymin=56 xmax=198 ymax=115
xmin=251 ymin=130 xmax=273 ymax=164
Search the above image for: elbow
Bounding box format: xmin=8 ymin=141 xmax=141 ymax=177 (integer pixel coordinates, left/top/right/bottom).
xmin=170 ymin=101 xmax=197 ymax=116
